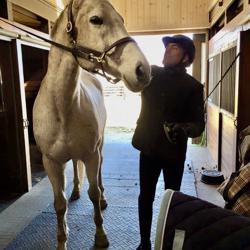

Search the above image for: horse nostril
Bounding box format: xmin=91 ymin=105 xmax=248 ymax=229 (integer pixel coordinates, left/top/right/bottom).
xmin=136 ymin=64 xmax=146 ymax=81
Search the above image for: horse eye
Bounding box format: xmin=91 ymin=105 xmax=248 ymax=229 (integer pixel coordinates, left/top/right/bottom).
xmin=90 ymin=16 xmax=103 ymax=25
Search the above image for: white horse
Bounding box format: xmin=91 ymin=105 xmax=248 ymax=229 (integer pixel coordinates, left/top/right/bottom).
xmin=33 ymin=0 xmax=150 ymax=249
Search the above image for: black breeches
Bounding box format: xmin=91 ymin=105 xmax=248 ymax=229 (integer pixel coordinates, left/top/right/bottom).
xmin=138 ymin=152 xmax=185 ymax=244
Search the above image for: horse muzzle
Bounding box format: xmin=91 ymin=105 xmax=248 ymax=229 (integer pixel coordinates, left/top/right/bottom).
xmin=122 ymin=61 xmax=151 ymax=92
xmin=136 ymin=62 xmax=151 ymax=84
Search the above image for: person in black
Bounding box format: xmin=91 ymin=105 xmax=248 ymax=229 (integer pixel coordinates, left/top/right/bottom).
xmin=132 ymin=35 xmax=205 ymax=250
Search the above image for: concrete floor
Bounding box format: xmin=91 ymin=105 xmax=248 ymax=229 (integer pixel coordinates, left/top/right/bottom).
xmin=0 ymin=128 xmax=225 ymax=249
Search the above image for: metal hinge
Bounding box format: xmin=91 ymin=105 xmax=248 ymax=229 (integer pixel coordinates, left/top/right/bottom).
xmin=23 ymin=119 xmax=29 ymax=128
xmin=234 ymin=117 xmax=238 ymax=128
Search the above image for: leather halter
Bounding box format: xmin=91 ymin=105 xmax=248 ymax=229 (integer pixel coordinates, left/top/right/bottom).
xmin=66 ymin=1 xmax=136 ymax=83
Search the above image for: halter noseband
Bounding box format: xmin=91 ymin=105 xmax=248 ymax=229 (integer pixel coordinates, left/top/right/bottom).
xmin=66 ymin=1 xmax=135 ymax=83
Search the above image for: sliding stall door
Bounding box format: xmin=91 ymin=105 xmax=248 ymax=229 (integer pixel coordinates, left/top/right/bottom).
xmin=219 ymin=46 xmax=237 ymax=178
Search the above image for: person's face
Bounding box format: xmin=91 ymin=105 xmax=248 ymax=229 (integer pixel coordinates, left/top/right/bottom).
xmin=162 ymin=43 xmax=188 ymax=67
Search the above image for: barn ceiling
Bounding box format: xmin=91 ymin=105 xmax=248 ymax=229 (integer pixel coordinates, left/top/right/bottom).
xmin=109 ymin=0 xmax=211 ymax=32
xmin=43 ymin=0 xmax=215 ymax=32
xmin=9 ymin=0 xmax=217 ymax=33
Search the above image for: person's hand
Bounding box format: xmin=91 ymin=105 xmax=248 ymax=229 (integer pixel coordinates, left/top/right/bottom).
xmin=163 ymin=123 xmax=187 ymax=144
xmin=171 ymin=123 xmax=187 ymax=144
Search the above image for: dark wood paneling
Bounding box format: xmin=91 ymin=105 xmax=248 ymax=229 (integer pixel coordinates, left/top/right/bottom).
xmin=0 ymin=0 xmax=8 ymax=19
xmin=221 ymin=47 xmax=237 ymax=114
xmin=237 ymin=30 xmax=250 ymax=132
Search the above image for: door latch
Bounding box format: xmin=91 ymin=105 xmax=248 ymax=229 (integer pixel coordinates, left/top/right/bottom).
xmin=23 ymin=119 xmax=29 ymax=128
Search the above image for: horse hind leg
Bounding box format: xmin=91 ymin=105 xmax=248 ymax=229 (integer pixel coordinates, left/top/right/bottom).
xmin=70 ymin=159 xmax=85 ymax=201
xmin=85 ymin=151 xmax=109 ymax=248
xmin=98 ymin=147 xmax=107 ymax=210
xmin=43 ymin=155 xmax=68 ymax=250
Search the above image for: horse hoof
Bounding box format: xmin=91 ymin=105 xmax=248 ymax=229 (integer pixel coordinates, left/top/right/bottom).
xmin=70 ymin=191 xmax=80 ymax=201
xmin=95 ymin=234 xmax=109 ymax=248
xmin=100 ymin=199 xmax=108 ymax=210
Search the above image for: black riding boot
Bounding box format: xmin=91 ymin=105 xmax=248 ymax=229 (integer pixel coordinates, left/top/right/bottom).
xmin=136 ymin=241 xmax=151 ymax=250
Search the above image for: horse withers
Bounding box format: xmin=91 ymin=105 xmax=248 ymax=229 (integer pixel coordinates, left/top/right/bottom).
xmin=32 ymin=0 xmax=150 ymax=249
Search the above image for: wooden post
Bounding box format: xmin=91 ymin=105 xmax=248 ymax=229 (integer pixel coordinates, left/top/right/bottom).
xmin=192 ymin=33 xmax=206 ymax=145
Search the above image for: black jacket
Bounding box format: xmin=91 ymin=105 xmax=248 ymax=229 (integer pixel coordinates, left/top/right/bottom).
xmin=132 ymin=65 xmax=205 ymax=161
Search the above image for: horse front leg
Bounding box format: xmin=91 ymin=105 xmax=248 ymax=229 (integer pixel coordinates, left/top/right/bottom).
xmin=85 ymin=151 xmax=109 ymax=248
xmin=43 ymin=155 xmax=68 ymax=250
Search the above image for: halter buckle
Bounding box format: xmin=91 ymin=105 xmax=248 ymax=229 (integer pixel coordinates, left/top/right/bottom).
xmin=66 ymin=21 xmax=73 ymax=33
xmin=89 ymin=53 xmax=105 ymax=63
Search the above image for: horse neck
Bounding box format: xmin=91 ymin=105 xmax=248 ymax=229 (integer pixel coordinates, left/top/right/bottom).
xmin=45 ymin=10 xmax=80 ymax=102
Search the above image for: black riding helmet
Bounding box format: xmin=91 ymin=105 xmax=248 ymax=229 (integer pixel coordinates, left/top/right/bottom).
xmin=162 ymin=35 xmax=195 ymax=66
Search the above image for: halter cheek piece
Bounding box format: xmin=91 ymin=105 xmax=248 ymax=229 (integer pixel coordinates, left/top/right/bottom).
xmin=66 ymin=1 xmax=135 ymax=83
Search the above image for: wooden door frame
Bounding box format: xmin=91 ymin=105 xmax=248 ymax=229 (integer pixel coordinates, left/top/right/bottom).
xmin=11 ymin=38 xmax=50 ymax=193
xmin=11 ymin=38 xmax=32 ymax=192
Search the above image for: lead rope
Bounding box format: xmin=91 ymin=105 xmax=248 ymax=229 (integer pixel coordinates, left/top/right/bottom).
xmin=204 ymin=52 xmax=241 ymax=103
xmin=0 ymin=17 xmax=126 ymax=84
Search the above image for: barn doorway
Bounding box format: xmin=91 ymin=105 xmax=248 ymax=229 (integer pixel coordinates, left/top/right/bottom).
xmin=21 ymin=44 xmax=49 ymax=186
xmin=101 ymin=34 xmax=193 ymax=130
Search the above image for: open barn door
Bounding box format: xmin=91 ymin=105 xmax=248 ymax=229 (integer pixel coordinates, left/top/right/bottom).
xmin=0 ymin=38 xmax=31 ymax=197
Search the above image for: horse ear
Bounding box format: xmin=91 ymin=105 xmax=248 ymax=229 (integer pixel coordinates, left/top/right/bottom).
xmin=72 ymin=0 xmax=84 ymax=9
xmin=62 ymin=0 xmax=71 ymax=6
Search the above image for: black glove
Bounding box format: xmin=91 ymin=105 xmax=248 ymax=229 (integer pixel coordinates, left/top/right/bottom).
xmin=163 ymin=123 xmax=188 ymax=144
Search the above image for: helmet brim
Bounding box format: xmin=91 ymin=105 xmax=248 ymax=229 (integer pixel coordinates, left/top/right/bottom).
xmin=162 ymin=36 xmax=179 ymax=48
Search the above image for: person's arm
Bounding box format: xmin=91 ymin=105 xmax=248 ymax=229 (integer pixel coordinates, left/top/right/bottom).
xmin=164 ymin=84 xmax=205 ymax=144
xmin=184 ymin=83 xmax=205 ymax=138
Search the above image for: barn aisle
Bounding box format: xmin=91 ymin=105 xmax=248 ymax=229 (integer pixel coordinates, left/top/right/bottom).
xmin=1 ymin=128 xmax=196 ymax=250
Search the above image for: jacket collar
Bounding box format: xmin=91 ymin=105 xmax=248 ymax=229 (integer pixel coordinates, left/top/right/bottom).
xmin=164 ymin=65 xmax=187 ymax=74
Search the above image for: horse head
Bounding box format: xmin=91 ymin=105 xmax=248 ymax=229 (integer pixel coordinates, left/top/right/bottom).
xmin=64 ymin=0 xmax=151 ymax=92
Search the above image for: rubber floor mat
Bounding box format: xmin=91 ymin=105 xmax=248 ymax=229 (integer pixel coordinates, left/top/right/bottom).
xmin=5 ymin=168 xmax=196 ymax=250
